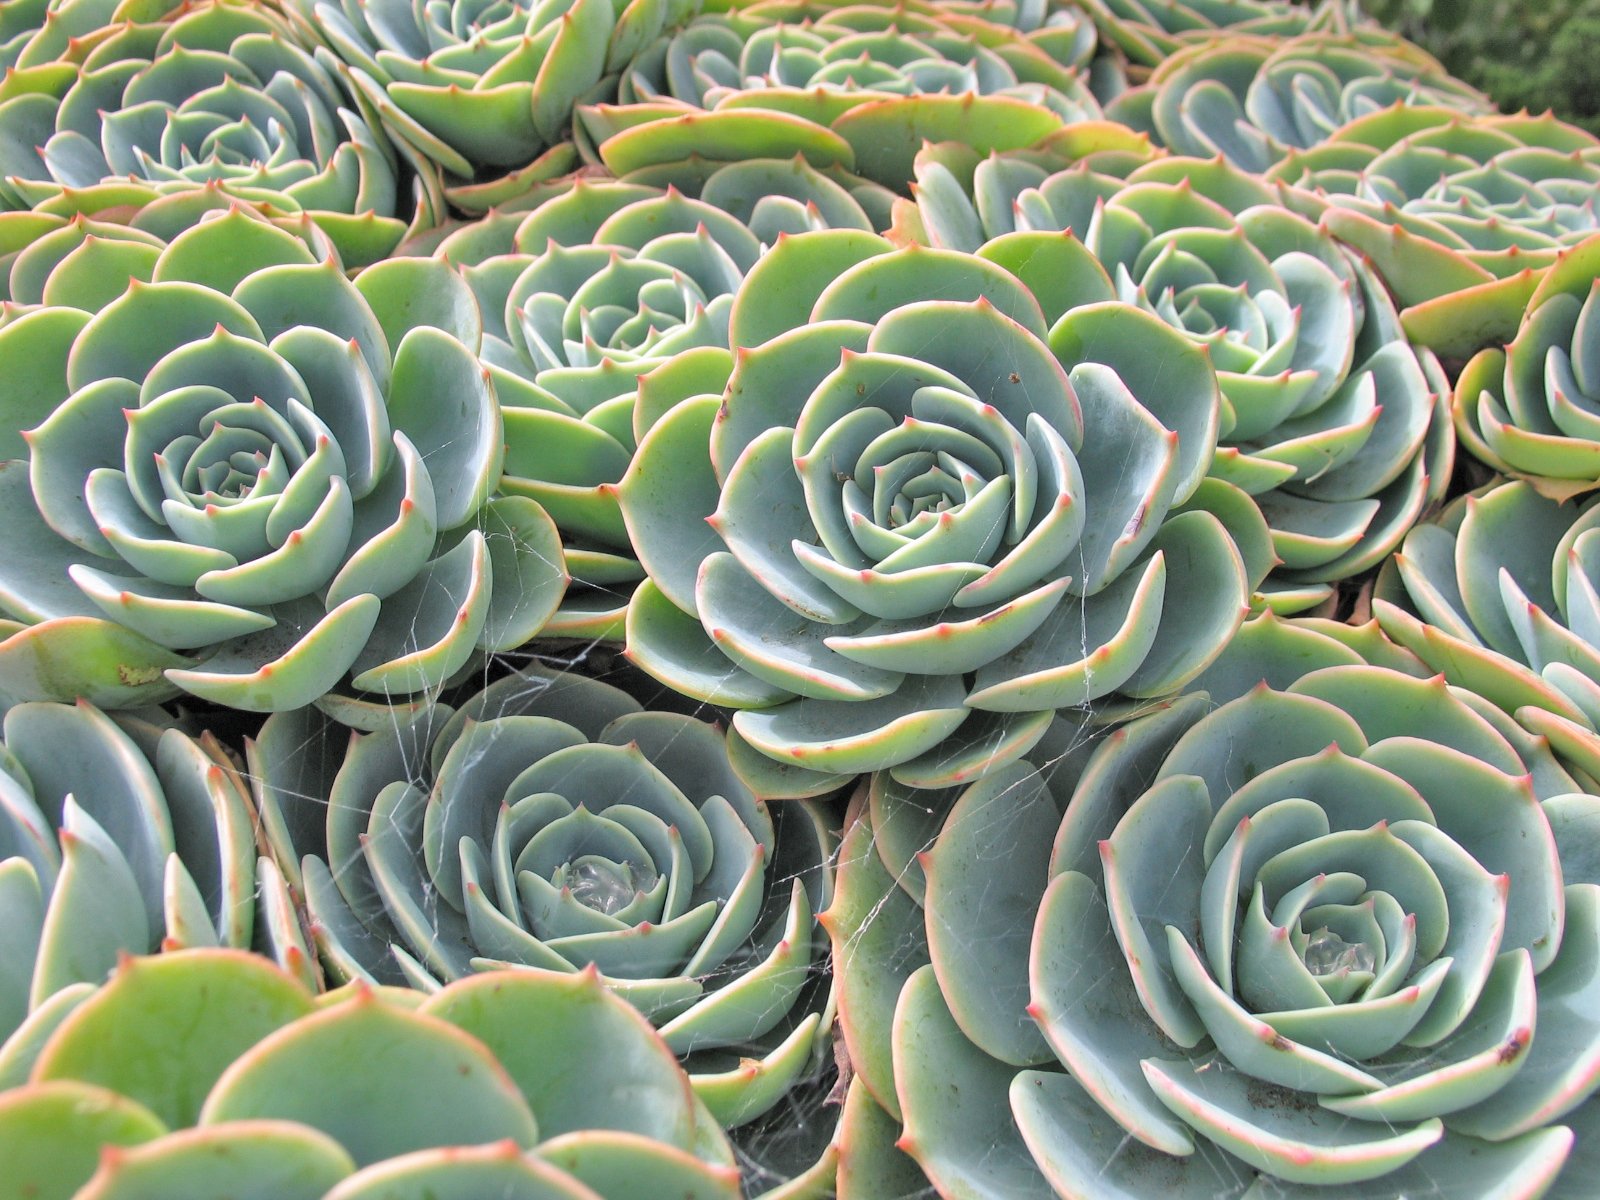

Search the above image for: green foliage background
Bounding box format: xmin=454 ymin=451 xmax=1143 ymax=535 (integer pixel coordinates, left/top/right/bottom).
xmin=1362 ymin=0 xmax=1600 ymax=131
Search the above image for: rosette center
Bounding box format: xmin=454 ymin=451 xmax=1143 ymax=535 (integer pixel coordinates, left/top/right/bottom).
xmin=822 ymin=381 xmax=1040 ymax=589
xmin=563 ymin=855 xmax=658 ymax=916
xmin=1302 ymin=924 xmax=1377 ymax=976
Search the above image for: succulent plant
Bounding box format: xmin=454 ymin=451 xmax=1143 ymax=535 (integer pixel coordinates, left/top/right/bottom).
xmin=0 ymin=0 xmax=423 ymax=268
xmin=1083 ymin=0 xmax=1364 ymax=68
xmin=1 ymin=191 xmax=376 ymax=304
xmin=249 ymin=662 xmax=837 ymax=1137
xmin=0 ymin=700 xmax=261 ymax=1055
xmin=934 ymin=0 xmax=1103 ymax=68
xmin=562 ymin=146 xmax=900 ymax=239
xmin=903 ymin=143 xmax=1453 ymax=612
xmin=1450 ymin=234 xmax=1600 ymax=488
xmin=617 ymin=227 xmax=1261 ymax=784
xmin=14 ymin=3 xmax=1600 ymax=1189
xmin=287 ymin=0 xmax=696 ymax=213
xmin=1269 ymin=106 xmax=1600 ymax=360
xmin=408 ymin=169 xmax=885 ymax=639
xmin=1106 ymin=33 xmax=1491 ymax=176
xmin=0 ymin=947 xmax=742 ymax=1199
xmin=0 ymin=203 xmax=567 ymax=719
xmin=1374 ymin=477 xmax=1600 ymax=786
xmin=578 ymin=0 xmax=1103 ymax=190
xmin=827 ymin=612 xmax=1600 ymax=1197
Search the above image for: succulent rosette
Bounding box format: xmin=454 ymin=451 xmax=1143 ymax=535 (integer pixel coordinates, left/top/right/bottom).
xmin=0 ymin=204 xmax=567 ymax=719
xmin=0 ymin=189 xmax=380 ymax=304
xmin=1083 ymin=0 xmax=1312 ymax=68
xmin=932 ymin=0 xmax=1101 ymax=65
xmin=288 ymin=0 xmax=696 ymax=213
xmin=905 ymin=144 xmax=1453 ymax=612
xmin=1374 ymin=478 xmax=1600 ymax=786
xmin=1106 ymin=33 xmax=1490 ymax=176
xmin=1450 ymin=235 xmax=1600 ymax=488
xmin=413 ymin=170 xmax=884 ymax=639
xmin=561 ymin=130 xmax=902 ymax=238
xmin=579 ymin=0 xmax=1103 ymax=191
xmin=249 ymin=663 xmax=836 ymax=1136
xmin=0 ymin=948 xmax=743 ymax=1199
xmin=1082 ymin=0 xmax=1368 ymax=68
xmin=0 ymin=700 xmax=263 ymax=1055
xmin=910 ymin=0 xmax=1130 ymax=102
xmin=1269 ymin=107 xmax=1600 ymax=359
xmin=617 ymin=227 xmax=1260 ymax=785
xmin=0 ymin=0 xmax=422 ymax=268
xmin=827 ymin=612 xmax=1600 ymax=1197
